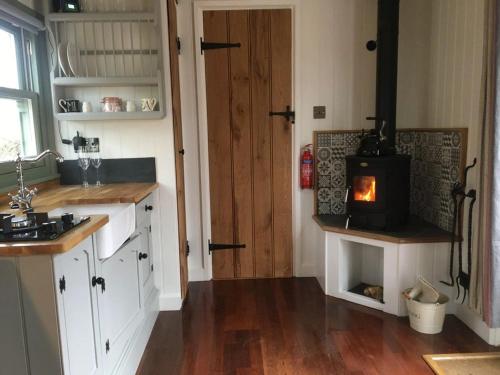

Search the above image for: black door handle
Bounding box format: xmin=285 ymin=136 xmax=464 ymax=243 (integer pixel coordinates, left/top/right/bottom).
xmin=139 ymin=252 xmax=148 ymax=261
xmin=269 ymin=105 xmax=295 ymax=124
xmin=208 ymin=240 xmax=246 ymax=254
xmin=145 ymin=205 xmax=153 ymax=212
xmin=92 ymin=276 xmax=106 ymax=292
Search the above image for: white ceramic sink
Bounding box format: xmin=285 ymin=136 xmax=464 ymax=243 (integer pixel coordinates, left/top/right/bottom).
xmin=49 ymin=204 xmax=136 ymax=260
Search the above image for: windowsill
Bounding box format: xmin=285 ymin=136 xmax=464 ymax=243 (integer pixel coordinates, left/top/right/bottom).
xmin=0 ymin=173 xmax=60 ymax=194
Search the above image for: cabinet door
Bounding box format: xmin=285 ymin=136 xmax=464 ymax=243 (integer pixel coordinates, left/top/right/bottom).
xmin=138 ymin=225 xmax=154 ymax=300
xmin=53 ymin=237 xmax=101 ymax=375
xmin=98 ymin=236 xmax=142 ymax=374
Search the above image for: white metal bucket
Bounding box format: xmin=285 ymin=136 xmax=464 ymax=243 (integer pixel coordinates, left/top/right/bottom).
xmin=405 ymin=290 xmax=449 ymax=334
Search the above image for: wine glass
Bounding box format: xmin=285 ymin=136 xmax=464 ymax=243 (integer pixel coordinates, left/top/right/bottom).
xmin=91 ymin=152 xmax=103 ymax=187
xmin=78 ymin=148 xmax=90 ymax=188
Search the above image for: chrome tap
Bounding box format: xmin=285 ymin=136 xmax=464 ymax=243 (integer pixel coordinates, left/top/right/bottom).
xmin=8 ymin=150 xmax=64 ymax=212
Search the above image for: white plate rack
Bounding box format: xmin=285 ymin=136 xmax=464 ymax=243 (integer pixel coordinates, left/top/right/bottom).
xmin=46 ymin=3 xmax=165 ymax=121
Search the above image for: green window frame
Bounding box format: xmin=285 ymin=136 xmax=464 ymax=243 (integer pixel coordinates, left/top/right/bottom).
xmin=0 ymin=13 xmax=57 ymax=192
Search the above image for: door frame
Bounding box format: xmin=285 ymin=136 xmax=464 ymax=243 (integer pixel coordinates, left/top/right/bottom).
xmin=194 ymin=0 xmax=302 ymax=280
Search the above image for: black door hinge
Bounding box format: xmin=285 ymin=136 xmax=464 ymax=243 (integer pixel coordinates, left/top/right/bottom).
xmin=151 ymin=264 xmax=154 ymax=272
xmin=186 ymin=240 xmax=190 ymax=257
xmin=92 ymin=276 xmax=106 ymax=293
xmin=59 ymin=276 xmax=66 ymax=294
xmin=149 ymin=225 xmax=152 ymax=233
xmin=208 ymin=240 xmax=246 ymax=254
xmin=176 ymin=37 xmax=181 ymax=54
xmin=200 ymin=37 xmax=241 ymax=54
xmin=269 ymin=105 xmax=295 ymax=124
xmin=105 ymin=339 xmax=110 ymax=354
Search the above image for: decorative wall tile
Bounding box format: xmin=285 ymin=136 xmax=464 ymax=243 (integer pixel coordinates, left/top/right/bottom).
xmin=314 ymin=129 xmax=466 ymax=232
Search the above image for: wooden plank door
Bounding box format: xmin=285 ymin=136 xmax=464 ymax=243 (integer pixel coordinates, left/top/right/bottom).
xmin=203 ymin=9 xmax=293 ymax=279
xmin=167 ymin=0 xmax=189 ymax=298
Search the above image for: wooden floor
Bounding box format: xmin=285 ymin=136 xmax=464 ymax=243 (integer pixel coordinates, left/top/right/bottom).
xmin=137 ymin=278 xmax=495 ymax=375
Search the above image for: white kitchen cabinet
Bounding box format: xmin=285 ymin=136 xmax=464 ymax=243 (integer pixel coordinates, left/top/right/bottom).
xmin=135 ymin=193 xmax=155 ymax=306
xmin=53 ymin=236 xmax=102 ymax=375
xmin=0 ymin=193 xmax=159 ymax=375
xmin=98 ymin=235 xmax=143 ymax=374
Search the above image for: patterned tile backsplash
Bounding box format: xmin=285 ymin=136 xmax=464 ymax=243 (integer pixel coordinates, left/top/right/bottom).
xmin=314 ymin=129 xmax=467 ymax=232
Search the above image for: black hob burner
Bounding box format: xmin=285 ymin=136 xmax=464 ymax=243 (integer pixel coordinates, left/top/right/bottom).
xmin=0 ymin=212 xmax=90 ymax=242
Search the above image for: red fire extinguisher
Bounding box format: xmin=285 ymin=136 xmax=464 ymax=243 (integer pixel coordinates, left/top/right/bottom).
xmin=300 ymin=144 xmax=314 ymax=189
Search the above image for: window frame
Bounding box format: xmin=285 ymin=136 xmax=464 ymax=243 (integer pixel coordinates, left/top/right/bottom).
xmin=0 ymin=12 xmax=57 ymax=192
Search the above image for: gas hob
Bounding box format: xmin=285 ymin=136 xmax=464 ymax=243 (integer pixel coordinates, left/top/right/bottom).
xmin=0 ymin=212 xmax=90 ymax=242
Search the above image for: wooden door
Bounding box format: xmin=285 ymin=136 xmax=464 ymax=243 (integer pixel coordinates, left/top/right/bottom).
xmin=167 ymin=0 xmax=189 ymax=298
xmin=204 ymin=9 xmax=293 ymax=279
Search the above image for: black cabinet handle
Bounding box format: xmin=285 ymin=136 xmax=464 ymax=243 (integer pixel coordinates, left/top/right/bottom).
xmin=145 ymin=205 xmax=153 ymax=212
xmin=92 ymin=276 xmax=106 ymax=292
xmin=139 ymin=252 xmax=148 ymax=261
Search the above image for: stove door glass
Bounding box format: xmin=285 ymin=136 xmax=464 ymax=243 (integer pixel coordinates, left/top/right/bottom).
xmin=353 ymin=176 xmax=376 ymax=202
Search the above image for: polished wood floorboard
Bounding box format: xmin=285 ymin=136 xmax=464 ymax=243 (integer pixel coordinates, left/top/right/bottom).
xmin=137 ymin=278 xmax=495 ymax=375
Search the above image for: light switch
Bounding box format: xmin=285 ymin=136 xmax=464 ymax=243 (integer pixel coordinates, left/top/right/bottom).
xmin=313 ymin=106 xmax=326 ymax=119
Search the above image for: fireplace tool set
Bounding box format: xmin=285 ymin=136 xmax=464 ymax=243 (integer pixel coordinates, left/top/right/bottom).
xmin=440 ymin=158 xmax=477 ymax=304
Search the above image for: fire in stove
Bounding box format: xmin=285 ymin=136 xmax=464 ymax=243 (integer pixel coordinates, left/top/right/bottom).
xmin=354 ymin=176 xmax=376 ymax=202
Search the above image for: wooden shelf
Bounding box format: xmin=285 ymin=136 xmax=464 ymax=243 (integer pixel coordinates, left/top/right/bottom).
xmin=53 ymin=76 xmax=159 ymax=87
xmin=46 ymin=12 xmax=156 ymax=22
xmin=55 ymin=111 xmax=164 ymax=121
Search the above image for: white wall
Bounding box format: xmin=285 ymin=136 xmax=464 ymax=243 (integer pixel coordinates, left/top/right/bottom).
xmin=177 ymin=0 xmax=378 ymax=280
xmin=52 ymin=1 xmax=183 ymax=310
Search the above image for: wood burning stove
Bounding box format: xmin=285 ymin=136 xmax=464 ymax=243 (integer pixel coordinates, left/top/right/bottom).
xmin=345 ymin=0 xmax=411 ymax=230
xmin=346 ymin=155 xmax=410 ymax=230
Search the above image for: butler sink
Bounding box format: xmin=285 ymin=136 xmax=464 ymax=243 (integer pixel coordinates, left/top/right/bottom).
xmin=49 ymin=204 xmax=136 ymax=259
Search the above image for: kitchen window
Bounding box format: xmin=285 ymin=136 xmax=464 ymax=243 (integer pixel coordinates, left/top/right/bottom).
xmin=0 ymin=4 xmax=57 ymax=191
xmin=0 ymin=22 xmax=40 ymax=162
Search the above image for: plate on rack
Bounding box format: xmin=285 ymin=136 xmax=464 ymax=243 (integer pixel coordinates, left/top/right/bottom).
xmin=66 ymin=42 xmax=81 ymax=77
xmin=57 ymin=42 xmax=72 ymax=77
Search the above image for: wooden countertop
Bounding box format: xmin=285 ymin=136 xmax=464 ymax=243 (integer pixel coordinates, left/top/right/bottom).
xmin=0 ymin=182 xmax=159 ymax=213
xmin=313 ymin=215 xmax=454 ymax=244
xmin=0 ymin=182 xmax=158 ymax=256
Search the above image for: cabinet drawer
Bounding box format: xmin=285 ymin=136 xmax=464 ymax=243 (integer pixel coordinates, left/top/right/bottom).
xmin=135 ymin=194 xmax=154 ymax=228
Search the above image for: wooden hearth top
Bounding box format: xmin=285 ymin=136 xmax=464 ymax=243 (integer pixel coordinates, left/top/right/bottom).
xmin=313 ymin=215 xmax=453 ymax=244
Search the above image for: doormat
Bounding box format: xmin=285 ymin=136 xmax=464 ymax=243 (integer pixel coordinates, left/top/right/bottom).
xmin=423 ymin=352 xmax=500 ymax=375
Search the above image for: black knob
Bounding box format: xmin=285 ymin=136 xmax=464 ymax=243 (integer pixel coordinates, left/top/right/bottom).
xmin=366 ymin=40 xmax=377 ymax=51
xmin=41 ymin=221 xmax=58 ymax=233
xmin=179 ymin=149 xmax=185 ymax=155
xmin=145 ymin=205 xmax=153 ymax=212
xmin=61 ymin=213 xmax=74 ymax=225
xmin=139 ymin=252 xmax=148 ymax=261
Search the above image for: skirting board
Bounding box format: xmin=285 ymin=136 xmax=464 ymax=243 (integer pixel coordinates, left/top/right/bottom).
xmin=295 ymin=263 xmax=316 ymax=277
xmin=456 ymin=304 xmax=500 ymax=346
xmin=116 ymin=290 xmax=160 ymax=375
xmin=188 ymin=267 xmax=210 ymax=282
xmin=159 ymin=293 xmax=183 ymax=311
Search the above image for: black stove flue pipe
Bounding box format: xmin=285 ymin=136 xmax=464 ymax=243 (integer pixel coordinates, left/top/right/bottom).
xmin=373 ymin=0 xmax=400 ymax=155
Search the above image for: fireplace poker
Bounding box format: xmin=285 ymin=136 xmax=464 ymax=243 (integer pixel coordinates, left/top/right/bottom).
xmin=440 ymin=183 xmax=461 ymax=287
xmin=456 ymin=189 xmax=476 ymax=304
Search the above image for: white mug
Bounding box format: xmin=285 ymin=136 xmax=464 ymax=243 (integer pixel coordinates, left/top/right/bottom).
xmin=141 ymin=98 xmax=157 ymax=112
xmin=82 ymin=101 xmax=93 ymax=113
xmin=126 ymin=100 xmax=137 ymax=112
